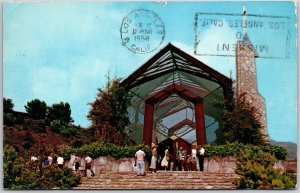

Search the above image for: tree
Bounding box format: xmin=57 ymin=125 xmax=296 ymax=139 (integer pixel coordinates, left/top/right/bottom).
xmin=110 ymin=83 xmax=132 ymax=139
xmin=24 ymin=99 xmax=47 ymax=119
xmin=47 ymin=102 xmax=73 ymax=125
xmin=87 ymin=77 xmax=132 ymax=145
xmin=4 ymin=98 xmax=14 ymax=113
xmin=215 ymin=93 xmax=266 ymax=145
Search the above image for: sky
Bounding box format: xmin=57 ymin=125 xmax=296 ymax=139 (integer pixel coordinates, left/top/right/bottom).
xmin=3 ymin=1 xmax=297 ymax=143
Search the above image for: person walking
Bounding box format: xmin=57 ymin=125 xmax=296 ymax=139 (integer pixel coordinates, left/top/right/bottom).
xmin=43 ymin=155 xmax=49 ymax=168
xmin=135 ymin=145 xmax=146 ymax=176
xmin=149 ymin=144 xmax=158 ymax=174
xmin=85 ymin=154 xmax=94 ymax=177
xmin=198 ymin=145 xmax=205 ymax=172
xmin=57 ymin=155 xmax=64 ymax=169
xmin=48 ymin=155 xmax=53 ymax=165
xmin=30 ymin=154 xmax=39 ymax=171
xmin=73 ymin=154 xmax=81 ymax=176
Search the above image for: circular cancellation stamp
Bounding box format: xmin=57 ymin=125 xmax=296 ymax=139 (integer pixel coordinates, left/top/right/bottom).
xmin=120 ymin=9 xmax=165 ymax=54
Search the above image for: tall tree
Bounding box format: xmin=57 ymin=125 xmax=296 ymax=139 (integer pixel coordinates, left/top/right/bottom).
xmin=215 ymin=93 xmax=266 ymax=145
xmin=3 ymin=98 xmax=14 ymax=113
xmin=87 ymin=77 xmax=132 ymax=145
xmin=47 ymin=102 xmax=73 ymax=125
xmin=24 ymin=99 xmax=47 ymax=119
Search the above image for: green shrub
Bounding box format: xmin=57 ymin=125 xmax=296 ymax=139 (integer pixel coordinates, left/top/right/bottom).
xmin=4 ymin=145 xmax=80 ymax=190
xmin=44 ymin=118 xmax=51 ymax=126
xmin=234 ymin=145 xmax=296 ymax=189
xmin=60 ymin=126 xmax=81 ymax=139
xmin=22 ymin=140 xmax=33 ymax=150
xmin=36 ymin=120 xmax=47 ymax=133
xmin=4 ymin=145 xmax=23 ymax=188
xmin=4 ymin=113 xmax=14 ymax=126
xmin=71 ymin=139 xmax=84 ymax=148
xmin=15 ymin=114 xmax=25 ymax=125
xmin=203 ymin=142 xmax=287 ymax=160
xmin=23 ymin=119 xmax=33 ymax=131
xmin=50 ymin=120 xmax=62 ymax=133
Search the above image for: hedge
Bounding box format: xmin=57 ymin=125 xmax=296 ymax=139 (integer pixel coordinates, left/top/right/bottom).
xmin=61 ymin=142 xmax=287 ymax=161
xmin=204 ymin=142 xmax=287 ymax=160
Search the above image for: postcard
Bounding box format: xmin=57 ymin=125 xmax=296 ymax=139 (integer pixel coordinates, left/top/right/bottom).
xmin=3 ymin=0 xmax=297 ymax=190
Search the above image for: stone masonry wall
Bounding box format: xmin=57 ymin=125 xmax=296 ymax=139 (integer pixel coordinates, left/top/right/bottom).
xmin=236 ymin=41 xmax=268 ymax=140
xmin=66 ymin=155 xmax=286 ymax=176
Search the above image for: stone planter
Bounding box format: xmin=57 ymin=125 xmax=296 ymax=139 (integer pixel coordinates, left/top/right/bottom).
xmin=205 ymin=156 xmax=237 ymax=173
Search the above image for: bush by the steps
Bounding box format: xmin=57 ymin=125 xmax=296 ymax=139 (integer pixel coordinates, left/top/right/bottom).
xmin=233 ymin=145 xmax=296 ymax=189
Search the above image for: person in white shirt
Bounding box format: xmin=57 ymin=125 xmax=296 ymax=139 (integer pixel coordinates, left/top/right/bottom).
xmin=57 ymin=155 xmax=64 ymax=169
xmin=198 ymin=145 xmax=205 ymax=171
xmin=30 ymin=154 xmax=39 ymax=171
xmin=135 ymin=145 xmax=146 ymax=176
xmin=85 ymin=154 xmax=94 ymax=177
xmin=48 ymin=156 xmax=53 ymax=165
xmin=30 ymin=154 xmax=38 ymax=163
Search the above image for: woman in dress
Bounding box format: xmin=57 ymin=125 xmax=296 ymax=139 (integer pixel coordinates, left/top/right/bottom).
xmin=191 ymin=145 xmax=199 ymax=171
xmin=149 ymin=145 xmax=158 ymax=173
xmin=161 ymin=146 xmax=169 ymax=171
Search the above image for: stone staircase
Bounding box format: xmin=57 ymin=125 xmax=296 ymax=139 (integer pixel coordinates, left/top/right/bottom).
xmin=74 ymin=171 xmax=240 ymax=189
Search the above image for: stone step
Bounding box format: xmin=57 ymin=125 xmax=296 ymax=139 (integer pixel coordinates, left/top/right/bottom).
xmin=75 ymin=172 xmax=239 ymax=189
xmin=80 ymin=179 xmax=235 ymax=183
xmin=80 ymin=174 xmax=239 ymax=180
xmin=80 ymin=177 xmax=237 ymax=182
xmin=76 ymin=182 xmax=235 ymax=186
xmin=79 ymin=172 xmax=239 ymax=177
xmin=74 ymin=184 xmax=236 ymax=189
xmin=81 ymin=175 xmax=238 ymax=179
xmin=81 ymin=179 xmax=233 ymax=184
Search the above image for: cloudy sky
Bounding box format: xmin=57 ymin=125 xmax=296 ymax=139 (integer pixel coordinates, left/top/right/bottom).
xmin=3 ymin=1 xmax=297 ymax=143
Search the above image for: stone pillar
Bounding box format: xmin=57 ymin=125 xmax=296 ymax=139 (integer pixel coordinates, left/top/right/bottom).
xmin=143 ymin=102 xmax=154 ymax=146
xmin=194 ymin=99 xmax=206 ymax=145
xmin=236 ymin=39 xmax=268 ymax=142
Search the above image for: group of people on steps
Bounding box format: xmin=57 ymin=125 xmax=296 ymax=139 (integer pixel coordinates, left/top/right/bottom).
xmin=134 ymin=143 xmax=205 ymax=176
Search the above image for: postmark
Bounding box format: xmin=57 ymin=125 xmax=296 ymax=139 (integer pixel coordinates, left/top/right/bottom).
xmin=120 ymin=9 xmax=165 ymax=54
xmin=194 ymin=13 xmax=290 ymax=59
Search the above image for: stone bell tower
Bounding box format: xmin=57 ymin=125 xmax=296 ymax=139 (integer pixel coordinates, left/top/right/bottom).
xmin=235 ymin=6 xmax=268 ymax=142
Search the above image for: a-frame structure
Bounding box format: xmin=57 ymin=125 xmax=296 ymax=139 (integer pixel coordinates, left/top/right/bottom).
xmin=121 ymin=43 xmax=232 ymax=146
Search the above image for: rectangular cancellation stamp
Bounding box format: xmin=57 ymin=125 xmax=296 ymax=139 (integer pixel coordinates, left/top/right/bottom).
xmin=194 ymin=13 xmax=290 ymax=59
